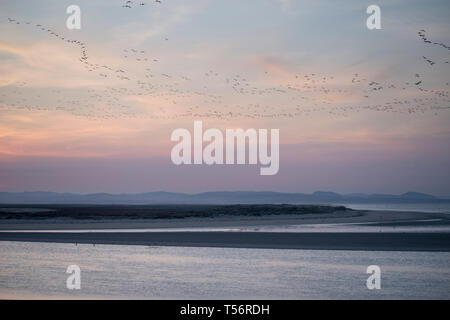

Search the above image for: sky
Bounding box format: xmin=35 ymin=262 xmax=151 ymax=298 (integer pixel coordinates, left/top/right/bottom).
xmin=0 ymin=0 xmax=449 ymax=195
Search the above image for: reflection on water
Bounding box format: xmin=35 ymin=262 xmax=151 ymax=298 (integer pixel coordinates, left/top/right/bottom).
xmin=343 ymin=203 xmax=450 ymax=214
xmin=3 ymin=218 xmax=449 ymax=233
xmin=0 ymin=241 xmax=449 ymax=299
xmin=229 ymin=220 xmax=450 ymax=233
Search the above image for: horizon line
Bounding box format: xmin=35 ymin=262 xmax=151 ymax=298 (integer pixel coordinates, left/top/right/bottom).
xmin=0 ymin=190 xmax=449 ymax=198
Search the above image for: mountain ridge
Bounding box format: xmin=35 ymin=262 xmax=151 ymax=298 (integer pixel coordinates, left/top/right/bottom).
xmin=0 ymin=190 xmax=448 ymax=204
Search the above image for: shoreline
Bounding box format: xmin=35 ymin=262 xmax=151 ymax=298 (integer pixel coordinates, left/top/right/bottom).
xmin=1 ymin=231 xmax=449 ymax=252
xmin=0 ymin=209 xmax=449 ymax=252
xmin=1 ymin=209 xmax=447 ymax=231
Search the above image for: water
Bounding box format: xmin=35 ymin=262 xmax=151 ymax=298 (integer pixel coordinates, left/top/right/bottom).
xmin=342 ymin=202 xmax=450 ymax=214
xmin=3 ymin=218 xmax=449 ymax=233
xmin=0 ymin=241 xmax=449 ymax=299
xmin=216 ymin=220 xmax=450 ymax=233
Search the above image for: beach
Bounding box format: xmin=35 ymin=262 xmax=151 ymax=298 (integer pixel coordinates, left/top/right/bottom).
xmin=1 ymin=208 xmax=449 ymax=251
xmin=0 ymin=206 xmax=446 ymax=230
xmin=1 ymin=231 xmax=449 ymax=251
xmin=1 ymin=207 xmax=450 ymax=299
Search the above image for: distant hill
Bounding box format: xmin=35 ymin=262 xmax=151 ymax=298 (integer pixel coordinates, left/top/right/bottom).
xmin=0 ymin=190 xmax=447 ymax=205
xmin=400 ymin=192 xmax=436 ymax=200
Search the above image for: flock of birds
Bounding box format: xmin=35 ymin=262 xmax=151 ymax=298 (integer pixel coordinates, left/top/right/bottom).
xmin=418 ymin=29 xmax=450 ymax=53
xmin=1 ymin=8 xmax=449 ymax=121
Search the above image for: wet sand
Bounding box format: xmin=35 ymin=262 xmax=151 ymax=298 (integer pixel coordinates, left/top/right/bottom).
xmin=1 ymin=209 xmax=449 ymax=251
xmin=0 ymin=231 xmax=449 ymax=251
xmin=0 ymin=209 xmax=447 ymax=230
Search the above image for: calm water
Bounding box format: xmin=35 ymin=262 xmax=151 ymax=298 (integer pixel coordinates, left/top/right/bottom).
xmin=0 ymin=241 xmax=449 ymax=299
xmin=343 ymin=202 xmax=450 ymax=214
xmin=4 ymin=218 xmax=448 ymax=233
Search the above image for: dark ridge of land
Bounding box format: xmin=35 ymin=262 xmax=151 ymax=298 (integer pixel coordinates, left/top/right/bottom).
xmin=1 ymin=190 xmax=448 ymax=205
xmin=0 ymin=231 xmax=449 ymax=252
xmin=0 ymin=204 xmax=348 ymax=220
